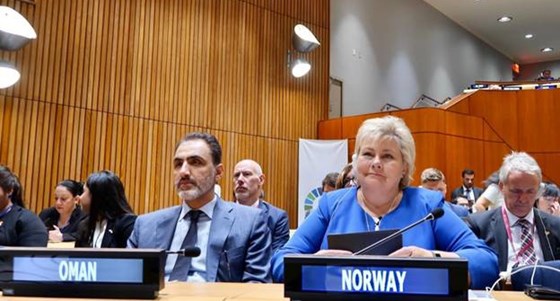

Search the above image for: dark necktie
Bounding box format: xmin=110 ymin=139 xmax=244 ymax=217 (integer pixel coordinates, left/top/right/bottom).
xmin=169 ymin=210 xmax=201 ymax=281
xmin=464 ymin=188 xmax=472 ymax=200
xmin=517 ymin=218 xmax=537 ymax=265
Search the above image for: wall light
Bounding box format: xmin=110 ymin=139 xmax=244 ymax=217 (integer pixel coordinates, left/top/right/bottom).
xmin=288 ymin=24 xmax=320 ymax=78
xmin=0 ymin=6 xmax=37 ymax=51
xmin=0 ymin=5 xmax=36 ymax=89
xmin=292 ymin=24 xmax=320 ymax=53
xmin=0 ymin=60 xmax=20 ymax=89
xmin=287 ymin=51 xmax=311 ymax=78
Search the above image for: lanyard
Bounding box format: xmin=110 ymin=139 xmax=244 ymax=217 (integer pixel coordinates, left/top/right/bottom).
xmin=501 ymin=206 xmax=535 ymax=263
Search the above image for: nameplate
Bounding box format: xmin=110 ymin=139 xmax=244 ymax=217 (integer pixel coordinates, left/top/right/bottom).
xmin=13 ymin=257 xmax=143 ymax=283
xmin=284 ymin=254 xmax=468 ymax=301
xmin=0 ymin=247 xmax=165 ymax=299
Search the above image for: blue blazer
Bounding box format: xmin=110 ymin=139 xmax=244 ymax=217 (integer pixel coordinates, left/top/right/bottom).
xmin=258 ymin=200 xmax=289 ymax=254
xmin=128 ymin=198 xmax=271 ymax=283
xmin=271 ymin=187 xmax=498 ymax=289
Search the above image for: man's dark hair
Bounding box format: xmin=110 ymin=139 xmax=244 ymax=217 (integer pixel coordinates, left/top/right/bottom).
xmin=461 ymin=168 xmax=475 ymax=177
xmin=176 ymin=132 xmax=222 ymax=165
xmin=322 ymin=172 xmax=339 ymax=188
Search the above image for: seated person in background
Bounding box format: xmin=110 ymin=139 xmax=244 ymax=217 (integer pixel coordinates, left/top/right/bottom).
xmin=465 ymin=152 xmax=560 ymax=273
xmin=0 ymin=165 xmax=48 ymax=246
xmin=536 ymin=69 xmax=555 ymax=81
xmin=419 ymin=167 xmax=469 ymax=217
xmin=233 ymin=159 xmax=289 ymax=254
xmin=75 ymin=171 xmax=136 ymax=248
xmin=321 ymin=172 xmax=338 ymax=193
xmin=451 ymin=168 xmax=483 ymax=203
xmin=271 ymin=116 xmax=498 ymax=289
xmin=535 ymin=182 xmax=560 ymax=216
xmin=39 ymin=180 xmax=84 ymax=242
xmin=473 ymin=171 xmax=502 ymax=213
xmin=453 ymin=196 xmax=473 ymax=212
xmin=334 ymin=163 xmax=355 ymax=189
xmin=128 ymin=132 xmax=271 ymax=282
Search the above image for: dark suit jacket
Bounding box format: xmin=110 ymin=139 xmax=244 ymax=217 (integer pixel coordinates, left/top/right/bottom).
xmin=128 ymin=198 xmax=271 ymax=283
xmin=75 ymin=213 xmax=137 ymax=248
xmin=451 ymin=186 xmax=484 ymax=201
xmin=39 ymin=206 xmax=84 ymax=241
xmin=464 ymin=207 xmax=560 ymax=271
xmin=0 ymin=205 xmax=48 ymax=247
xmin=258 ymin=200 xmax=289 ymax=254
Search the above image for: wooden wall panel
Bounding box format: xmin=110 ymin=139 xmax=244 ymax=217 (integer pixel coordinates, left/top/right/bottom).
xmin=517 ymin=89 xmax=560 ymax=152
xmin=0 ymin=0 xmax=330 ymax=228
xmin=318 ymin=107 xmax=515 ymax=199
xmin=468 ymin=91 xmax=519 ymax=149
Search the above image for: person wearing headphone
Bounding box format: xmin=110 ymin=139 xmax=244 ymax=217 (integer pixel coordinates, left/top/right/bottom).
xmin=465 ymin=152 xmax=560 ymax=273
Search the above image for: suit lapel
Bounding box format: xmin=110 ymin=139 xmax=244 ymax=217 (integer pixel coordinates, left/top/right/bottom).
xmin=258 ymin=201 xmax=269 ymax=215
xmin=156 ymin=206 xmax=182 ymax=249
xmin=101 ymin=219 xmax=116 ymax=247
xmin=534 ymin=209 xmax=554 ymax=260
xmin=206 ymin=199 xmax=234 ymax=282
xmin=492 ymin=209 xmax=509 ymax=271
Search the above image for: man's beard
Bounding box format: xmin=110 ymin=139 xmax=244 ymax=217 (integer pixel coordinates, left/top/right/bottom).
xmin=176 ymin=172 xmax=215 ymax=202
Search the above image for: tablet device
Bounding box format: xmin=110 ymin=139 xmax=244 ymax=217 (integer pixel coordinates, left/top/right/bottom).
xmin=327 ymin=229 xmax=402 ymax=255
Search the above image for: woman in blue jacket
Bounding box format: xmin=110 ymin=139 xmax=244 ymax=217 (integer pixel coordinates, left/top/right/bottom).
xmin=271 ymin=116 xmax=499 ymax=289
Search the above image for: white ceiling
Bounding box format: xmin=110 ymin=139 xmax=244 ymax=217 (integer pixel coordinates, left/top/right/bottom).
xmin=424 ymin=0 xmax=560 ymax=64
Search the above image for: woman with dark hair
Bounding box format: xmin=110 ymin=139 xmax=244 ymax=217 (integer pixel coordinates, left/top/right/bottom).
xmin=39 ymin=180 xmax=84 ymax=242
xmin=535 ymin=182 xmax=560 ymax=216
xmin=76 ymin=170 xmax=136 ymax=248
xmin=0 ymin=165 xmax=48 ymax=246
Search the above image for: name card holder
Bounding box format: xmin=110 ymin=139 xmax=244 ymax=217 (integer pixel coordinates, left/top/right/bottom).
xmin=0 ymin=247 xmax=165 ymax=299
xmin=284 ymin=254 xmax=468 ymax=301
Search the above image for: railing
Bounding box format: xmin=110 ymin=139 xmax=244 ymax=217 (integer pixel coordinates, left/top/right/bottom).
xmin=411 ymin=94 xmax=443 ymax=108
xmin=380 ymin=103 xmax=402 ymax=112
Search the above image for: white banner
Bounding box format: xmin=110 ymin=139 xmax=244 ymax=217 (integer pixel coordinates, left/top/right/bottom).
xmin=298 ymin=139 xmax=348 ymax=226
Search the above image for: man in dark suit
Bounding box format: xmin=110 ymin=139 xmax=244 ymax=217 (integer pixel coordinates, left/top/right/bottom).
xmin=128 ymin=133 xmax=271 ymax=282
xmin=451 ymin=168 xmax=484 ymax=203
xmin=465 ymin=152 xmax=560 ymax=272
xmin=233 ymin=159 xmax=289 ymax=254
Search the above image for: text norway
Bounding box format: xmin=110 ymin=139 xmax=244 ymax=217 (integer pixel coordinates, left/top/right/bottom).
xmin=342 ymin=269 xmax=406 ymax=292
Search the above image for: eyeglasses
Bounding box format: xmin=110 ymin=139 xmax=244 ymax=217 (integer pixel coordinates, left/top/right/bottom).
xmin=344 ymin=177 xmax=357 ymax=188
xmin=542 ymin=196 xmax=559 ymax=203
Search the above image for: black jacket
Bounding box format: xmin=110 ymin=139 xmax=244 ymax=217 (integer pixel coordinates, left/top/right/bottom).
xmin=0 ymin=205 xmax=48 ymax=246
xmin=75 ymin=213 xmax=137 ymax=248
xmin=39 ymin=206 xmax=84 ymax=241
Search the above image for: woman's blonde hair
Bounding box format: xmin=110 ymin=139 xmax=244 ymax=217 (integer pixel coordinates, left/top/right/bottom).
xmin=352 ymin=115 xmax=415 ymax=189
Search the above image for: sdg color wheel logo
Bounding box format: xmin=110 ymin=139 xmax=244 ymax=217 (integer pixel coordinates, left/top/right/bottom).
xmin=304 ymin=187 xmax=322 ymax=218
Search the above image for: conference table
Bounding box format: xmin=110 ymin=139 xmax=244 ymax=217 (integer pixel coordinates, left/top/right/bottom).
xmin=0 ymin=282 xmax=547 ymax=301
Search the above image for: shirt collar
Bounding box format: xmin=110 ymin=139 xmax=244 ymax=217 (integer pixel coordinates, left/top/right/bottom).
xmin=503 ymin=205 xmax=534 ymax=227
xmin=180 ymin=194 xmax=218 ymax=219
xmin=236 ymin=199 xmax=261 ymax=208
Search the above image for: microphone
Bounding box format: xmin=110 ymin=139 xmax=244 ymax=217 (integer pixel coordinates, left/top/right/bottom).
xmin=166 ymin=247 xmax=201 ymax=257
xmin=353 ymin=207 xmax=444 ymax=255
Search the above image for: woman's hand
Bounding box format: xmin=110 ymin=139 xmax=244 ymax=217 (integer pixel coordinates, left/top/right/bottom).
xmin=48 ymin=225 xmax=63 ymax=242
xmin=550 ymin=202 xmax=560 ymax=216
xmin=389 ymin=246 xmax=433 ymax=258
xmin=389 ymin=246 xmax=460 ymax=258
xmin=314 ymin=249 xmax=353 ymax=256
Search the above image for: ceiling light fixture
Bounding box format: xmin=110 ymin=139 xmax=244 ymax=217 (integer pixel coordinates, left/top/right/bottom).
xmin=524 ymin=34 xmax=533 ymax=39
xmin=497 ymin=16 xmax=512 ymax=23
xmin=541 ymin=47 xmax=553 ymax=53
